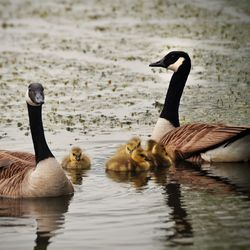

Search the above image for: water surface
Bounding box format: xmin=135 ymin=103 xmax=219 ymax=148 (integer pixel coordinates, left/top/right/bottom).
xmin=0 ymin=0 xmax=250 ymax=249
xmin=0 ymin=140 xmax=250 ymax=250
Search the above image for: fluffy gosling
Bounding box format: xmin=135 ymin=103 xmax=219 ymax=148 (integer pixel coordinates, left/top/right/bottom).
xmin=62 ymin=147 xmax=91 ymax=169
xmin=116 ymin=137 xmax=141 ymax=156
xmin=106 ymin=147 xmax=152 ymax=172
xmin=146 ymin=139 xmax=172 ymax=168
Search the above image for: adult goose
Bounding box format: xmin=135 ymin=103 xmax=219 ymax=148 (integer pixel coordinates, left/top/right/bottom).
xmin=0 ymin=83 xmax=74 ymax=198
xmin=149 ymin=51 xmax=250 ymax=163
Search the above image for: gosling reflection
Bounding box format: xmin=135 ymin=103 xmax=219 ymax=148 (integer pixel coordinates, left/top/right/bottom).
xmin=0 ymin=195 xmax=72 ymax=250
xmin=106 ymin=170 xmax=151 ymax=188
xmin=106 ymin=161 xmax=250 ymax=246
xmin=64 ymin=168 xmax=90 ymax=185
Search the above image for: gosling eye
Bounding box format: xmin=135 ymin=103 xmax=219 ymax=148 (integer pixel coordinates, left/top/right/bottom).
xmin=127 ymin=147 xmax=132 ymax=153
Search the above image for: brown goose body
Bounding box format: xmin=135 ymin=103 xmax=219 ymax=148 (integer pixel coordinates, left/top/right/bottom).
xmin=0 ymin=84 xmax=73 ymax=198
xmin=149 ymin=51 xmax=250 ymax=163
xmin=0 ymin=150 xmax=35 ymax=163
xmin=0 ymin=151 xmax=73 ymax=198
xmin=160 ymin=123 xmax=250 ymax=163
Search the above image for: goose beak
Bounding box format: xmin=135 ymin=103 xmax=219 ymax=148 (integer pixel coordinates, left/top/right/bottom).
xmin=149 ymin=58 xmax=165 ymax=68
xmin=35 ymin=93 xmax=44 ymax=105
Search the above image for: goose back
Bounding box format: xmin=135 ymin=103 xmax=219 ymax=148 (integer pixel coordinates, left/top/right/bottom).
xmin=160 ymin=123 xmax=250 ymax=162
xmin=0 ymin=151 xmax=35 ymax=197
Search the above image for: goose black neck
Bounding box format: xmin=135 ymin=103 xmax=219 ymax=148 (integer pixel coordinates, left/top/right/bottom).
xmin=27 ymin=104 xmax=54 ymax=163
xmin=160 ymin=61 xmax=191 ymax=127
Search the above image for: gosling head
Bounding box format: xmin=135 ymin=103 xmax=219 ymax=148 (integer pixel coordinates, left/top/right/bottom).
xmin=70 ymin=147 xmax=83 ymax=162
xmin=152 ymin=144 xmax=172 ymax=166
xmin=149 ymin=51 xmax=191 ymax=73
xmin=125 ymin=137 xmax=141 ymax=155
xmin=26 ymin=83 xmax=45 ymax=106
xmin=146 ymin=139 xmax=157 ymax=151
xmin=131 ymin=148 xmax=150 ymax=163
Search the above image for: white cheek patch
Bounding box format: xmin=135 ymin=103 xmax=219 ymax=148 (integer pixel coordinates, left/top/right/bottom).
xmin=25 ymin=89 xmax=40 ymax=106
xmin=167 ymin=57 xmax=185 ymax=72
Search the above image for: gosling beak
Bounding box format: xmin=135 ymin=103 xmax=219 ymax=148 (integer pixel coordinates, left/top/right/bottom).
xmin=75 ymin=156 xmax=81 ymax=161
xmin=149 ymin=58 xmax=165 ymax=68
xmin=126 ymin=148 xmax=133 ymax=155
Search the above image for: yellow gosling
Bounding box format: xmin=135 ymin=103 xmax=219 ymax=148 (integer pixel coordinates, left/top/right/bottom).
xmin=105 ymin=153 xmax=132 ymax=172
xmin=116 ymin=137 xmax=141 ymax=156
xmin=152 ymin=143 xmax=172 ymax=167
xmin=62 ymin=147 xmax=91 ymax=169
xmin=130 ymin=148 xmax=153 ymax=172
xmin=146 ymin=139 xmax=172 ymax=168
xmin=106 ymin=147 xmax=152 ymax=172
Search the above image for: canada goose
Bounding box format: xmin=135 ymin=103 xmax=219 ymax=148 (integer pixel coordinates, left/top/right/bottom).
xmin=146 ymin=139 xmax=172 ymax=167
xmin=61 ymin=146 xmax=91 ymax=169
xmin=149 ymin=51 xmax=250 ymax=163
xmin=0 ymin=83 xmax=74 ymax=198
xmin=106 ymin=147 xmax=152 ymax=172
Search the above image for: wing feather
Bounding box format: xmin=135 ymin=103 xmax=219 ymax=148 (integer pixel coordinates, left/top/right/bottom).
xmin=0 ymin=150 xmax=35 ymax=163
xmin=0 ymin=151 xmax=35 ymax=197
xmin=160 ymin=123 xmax=250 ymax=160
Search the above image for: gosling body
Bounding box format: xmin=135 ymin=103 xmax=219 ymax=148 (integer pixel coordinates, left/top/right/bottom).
xmin=146 ymin=139 xmax=172 ymax=168
xmin=106 ymin=139 xmax=152 ymax=172
xmin=62 ymin=147 xmax=91 ymax=169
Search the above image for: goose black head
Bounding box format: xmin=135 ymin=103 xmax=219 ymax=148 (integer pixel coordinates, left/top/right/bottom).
xmin=149 ymin=51 xmax=190 ymax=72
xmin=26 ymin=83 xmax=45 ymax=106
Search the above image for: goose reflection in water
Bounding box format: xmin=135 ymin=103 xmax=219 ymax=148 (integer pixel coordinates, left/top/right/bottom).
xmin=159 ymin=161 xmax=250 ymax=245
xmin=0 ymin=195 xmax=72 ymax=250
xmin=106 ymin=161 xmax=250 ymax=245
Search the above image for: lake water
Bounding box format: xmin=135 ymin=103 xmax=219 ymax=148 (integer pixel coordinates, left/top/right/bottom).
xmin=0 ymin=138 xmax=250 ymax=250
xmin=0 ymin=0 xmax=250 ymax=249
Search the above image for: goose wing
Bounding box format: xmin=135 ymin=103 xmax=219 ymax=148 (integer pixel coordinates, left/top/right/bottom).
xmin=160 ymin=123 xmax=250 ymax=160
xmin=0 ymin=152 xmax=35 ymax=197
xmin=0 ymin=150 xmax=35 ymax=163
